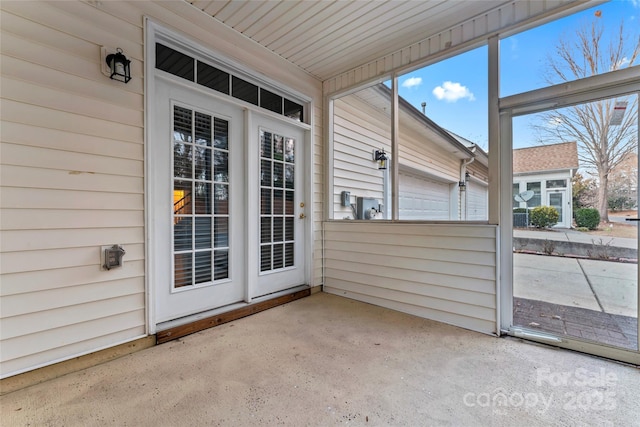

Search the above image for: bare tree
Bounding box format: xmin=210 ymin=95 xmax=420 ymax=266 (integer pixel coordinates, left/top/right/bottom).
xmin=535 ymin=19 xmax=639 ymax=222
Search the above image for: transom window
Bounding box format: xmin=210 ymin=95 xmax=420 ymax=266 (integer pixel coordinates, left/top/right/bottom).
xmin=546 ymin=179 xmax=567 ymax=189
xmin=156 ymin=43 xmax=304 ymax=122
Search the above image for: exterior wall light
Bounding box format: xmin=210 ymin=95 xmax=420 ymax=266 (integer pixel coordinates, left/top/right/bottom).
xmin=458 ymin=180 xmax=467 ymax=191
xmin=373 ymin=149 xmax=388 ymax=170
xmin=105 ymin=48 xmax=131 ymax=83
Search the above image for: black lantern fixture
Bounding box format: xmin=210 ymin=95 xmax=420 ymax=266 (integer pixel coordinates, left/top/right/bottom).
xmin=459 ymin=171 xmax=470 ymax=191
xmin=374 ymin=149 xmax=388 ymax=170
xmin=105 ymin=48 xmax=131 ymax=83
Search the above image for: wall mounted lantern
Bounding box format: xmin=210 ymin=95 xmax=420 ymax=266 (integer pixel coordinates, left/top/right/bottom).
xmin=459 ymin=172 xmax=470 ymax=191
xmin=105 ymin=48 xmax=131 ymax=83
xmin=373 ymin=149 xmax=388 ymax=170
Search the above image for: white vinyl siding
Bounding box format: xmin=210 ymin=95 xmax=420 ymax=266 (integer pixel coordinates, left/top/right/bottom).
xmin=0 ymin=0 xmax=323 ymax=378
xmin=324 ymin=222 xmax=497 ymax=335
xmin=332 ymin=96 xmax=389 ymax=218
xmin=0 ymin=0 xmax=145 ymax=378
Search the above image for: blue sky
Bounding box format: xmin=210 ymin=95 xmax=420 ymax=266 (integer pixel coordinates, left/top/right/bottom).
xmin=396 ymin=0 xmax=639 ymax=150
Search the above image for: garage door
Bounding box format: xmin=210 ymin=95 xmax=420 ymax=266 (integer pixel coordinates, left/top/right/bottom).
xmin=399 ymin=171 xmax=450 ymax=220
xmin=467 ymin=180 xmax=488 ymax=220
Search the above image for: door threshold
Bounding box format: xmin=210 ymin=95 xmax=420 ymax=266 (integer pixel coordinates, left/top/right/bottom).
xmin=508 ymin=327 xmax=563 ymax=343
xmin=156 ymin=286 xmax=310 ymax=344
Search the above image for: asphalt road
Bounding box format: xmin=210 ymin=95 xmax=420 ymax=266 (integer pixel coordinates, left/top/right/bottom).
xmin=609 ymin=215 xmax=638 ymax=226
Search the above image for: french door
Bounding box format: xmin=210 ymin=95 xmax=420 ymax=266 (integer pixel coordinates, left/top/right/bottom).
xmin=152 ymin=80 xmax=245 ymax=323
xmin=151 ymin=79 xmax=307 ymax=325
xmin=251 ymin=114 xmax=306 ymax=297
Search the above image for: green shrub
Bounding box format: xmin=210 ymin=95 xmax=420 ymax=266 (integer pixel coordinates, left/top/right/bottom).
xmin=513 ymin=208 xmax=530 ymax=214
xmin=575 ymin=208 xmax=600 ymax=230
xmin=608 ymin=195 xmax=634 ymax=211
xmin=530 ymin=206 xmax=560 ymax=228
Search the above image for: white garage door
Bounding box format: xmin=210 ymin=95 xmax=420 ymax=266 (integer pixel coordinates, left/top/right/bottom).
xmin=399 ymin=171 xmax=450 ymax=220
xmin=467 ymin=180 xmax=488 ymax=221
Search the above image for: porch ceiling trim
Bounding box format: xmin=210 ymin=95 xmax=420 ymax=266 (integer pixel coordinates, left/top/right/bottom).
xmin=323 ymin=0 xmax=601 ymax=96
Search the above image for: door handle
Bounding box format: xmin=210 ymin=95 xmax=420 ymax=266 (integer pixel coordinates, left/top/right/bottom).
xmin=299 ymin=213 xmax=306 ymax=219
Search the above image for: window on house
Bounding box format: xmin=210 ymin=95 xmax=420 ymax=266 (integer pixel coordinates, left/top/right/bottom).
xmin=284 ymin=99 xmax=304 ymax=122
xmin=513 ymin=183 xmax=521 ymax=209
xmin=232 ymin=76 xmax=258 ymax=106
xmin=155 ymin=43 xmax=305 ymax=123
xmin=527 ymin=182 xmax=541 ymax=207
xmin=197 ymin=62 xmax=229 ymax=94
xmin=156 ymin=43 xmax=194 ymax=81
xmin=546 ymin=179 xmax=567 ymax=188
xmin=260 ymin=88 xmax=283 ymax=115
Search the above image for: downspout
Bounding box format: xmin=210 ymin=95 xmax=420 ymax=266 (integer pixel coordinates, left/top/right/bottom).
xmin=460 ymin=149 xmax=476 ymax=220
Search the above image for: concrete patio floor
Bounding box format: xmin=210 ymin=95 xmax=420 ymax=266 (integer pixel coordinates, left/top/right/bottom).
xmin=1 ymin=293 xmax=639 ymax=426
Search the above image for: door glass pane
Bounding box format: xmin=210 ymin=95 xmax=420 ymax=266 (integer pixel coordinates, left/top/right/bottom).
xmin=194 ymin=217 xmax=212 ymax=249
xmin=194 ymin=251 xmax=212 ymax=284
xmin=172 ymin=105 xmax=230 ymax=287
xmin=512 ymin=94 xmax=638 ymax=351
xmin=174 ymin=253 xmax=193 ymax=288
xmin=549 ymin=192 xmax=563 ymax=219
xmin=260 ymin=128 xmax=296 ymax=272
xmin=214 ymin=184 xmax=229 ymax=215
xmin=214 ymin=250 xmax=229 ymax=280
xmin=213 ymin=118 xmax=228 ymax=149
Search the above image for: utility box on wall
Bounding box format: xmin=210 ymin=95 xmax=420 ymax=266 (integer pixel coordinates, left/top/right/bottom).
xmin=356 ymin=197 xmax=382 ymax=220
xmin=101 ymin=244 xmax=125 ymax=270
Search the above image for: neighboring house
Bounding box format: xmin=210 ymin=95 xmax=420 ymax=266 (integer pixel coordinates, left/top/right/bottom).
xmin=512 ymin=142 xmax=579 ymax=228
xmin=333 ymin=84 xmax=488 ymax=221
xmin=1 ymin=1 xmax=638 ymax=381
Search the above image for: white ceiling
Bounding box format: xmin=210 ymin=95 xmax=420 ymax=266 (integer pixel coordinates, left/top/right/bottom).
xmin=186 ymin=0 xmax=515 ymax=81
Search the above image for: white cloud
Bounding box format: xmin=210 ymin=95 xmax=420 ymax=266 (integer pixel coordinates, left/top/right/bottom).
xmin=402 ymin=77 xmax=422 ymax=88
xmin=612 ymin=57 xmax=631 ymax=70
xmin=432 ymin=81 xmax=475 ymax=102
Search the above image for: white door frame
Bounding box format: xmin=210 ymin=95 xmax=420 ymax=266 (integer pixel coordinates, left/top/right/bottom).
xmin=499 ymin=67 xmax=640 ymax=364
xmin=145 ymin=20 xmax=314 ymax=334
